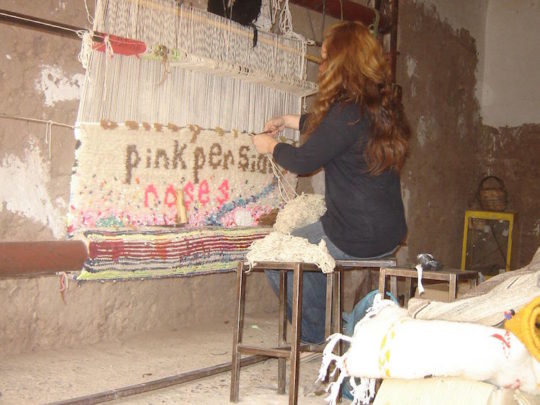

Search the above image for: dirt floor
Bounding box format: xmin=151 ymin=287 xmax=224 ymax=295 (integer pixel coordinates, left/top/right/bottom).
xmin=0 ymin=311 xmax=331 ymax=405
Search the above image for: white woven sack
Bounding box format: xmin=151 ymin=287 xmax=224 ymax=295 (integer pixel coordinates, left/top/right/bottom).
xmin=318 ymin=297 xmax=540 ymax=405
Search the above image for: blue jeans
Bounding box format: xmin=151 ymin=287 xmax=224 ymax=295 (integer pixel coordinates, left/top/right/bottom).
xmin=265 ymin=221 xmax=396 ymax=344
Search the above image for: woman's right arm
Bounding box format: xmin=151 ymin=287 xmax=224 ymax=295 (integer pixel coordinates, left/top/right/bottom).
xmin=263 ymin=114 xmax=300 ymax=135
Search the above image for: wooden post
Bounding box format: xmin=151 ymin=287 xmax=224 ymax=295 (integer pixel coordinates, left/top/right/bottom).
xmin=0 ymin=241 xmax=88 ymax=277
xmin=288 ymin=0 xmax=391 ymax=33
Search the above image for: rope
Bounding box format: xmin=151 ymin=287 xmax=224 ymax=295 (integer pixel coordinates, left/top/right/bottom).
xmin=0 ymin=113 xmax=74 ymax=129
xmin=0 ymin=11 xmax=83 ymax=35
xmin=83 ymin=0 xmax=95 ymax=25
xmin=58 ymin=271 xmax=69 ymax=303
xmin=415 ymin=263 xmax=424 ymax=294
xmin=45 ymin=120 xmax=53 ymax=159
xmin=266 ymin=154 xmax=298 ymax=203
xmin=0 ymin=113 xmax=74 ymax=159
xmin=369 ymin=7 xmax=380 ymax=38
xmin=77 ymin=30 xmax=94 ymax=70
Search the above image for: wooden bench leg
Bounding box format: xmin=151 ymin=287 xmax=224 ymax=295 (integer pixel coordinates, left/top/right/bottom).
xmin=404 ymin=277 xmax=413 ymax=306
xmin=378 ymin=268 xmax=387 ymax=297
xmin=230 ymin=262 xmax=246 ymax=402
xmin=277 ymin=269 xmax=288 ymax=394
xmin=325 ymin=271 xmax=334 ymax=339
xmin=335 ymin=269 xmax=343 ymax=403
xmin=288 ymin=263 xmax=303 ymax=405
xmin=335 ymin=269 xmax=343 ymax=355
xmin=390 ymin=276 xmax=398 ymax=302
xmin=470 ymin=275 xmax=479 ymax=290
xmin=449 ymin=274 xmax=457 ymax=301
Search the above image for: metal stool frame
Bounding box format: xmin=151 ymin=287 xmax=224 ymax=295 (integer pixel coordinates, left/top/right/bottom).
xmin=230 ymin=258 xmax=396 ymax=405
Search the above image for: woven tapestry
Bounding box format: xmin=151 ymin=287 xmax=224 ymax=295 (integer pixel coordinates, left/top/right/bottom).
xmin=78 ymin=226 xmax=271 ymax=280
xmin=68 ymin=123 xmax=296 ymax=233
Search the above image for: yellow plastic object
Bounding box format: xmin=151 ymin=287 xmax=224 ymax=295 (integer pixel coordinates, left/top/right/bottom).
xmin=505 ymin=296 xmax=540 ymax=362
xmin=461 ymin=210 xmax=514 ymax=272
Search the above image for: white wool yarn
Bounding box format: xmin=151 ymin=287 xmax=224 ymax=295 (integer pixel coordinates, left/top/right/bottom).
xmin=246 ymin=193 xmax=333 ymax=272
xmin=246 ymin=232 xmax=335 ymax=273
xmin=273 ymin=193 xmax=326 ymax=234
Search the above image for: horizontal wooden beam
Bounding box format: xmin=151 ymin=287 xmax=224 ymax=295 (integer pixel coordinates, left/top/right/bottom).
xmin=288 ymin=0 xmax=391 ymax=33
xmin=47 ymin=355 xmax=267 ymax=405
xmin=0 ymin=9 xmax=102 ymax=41
xmin=0 ymin=241 xmax=88 ymax=277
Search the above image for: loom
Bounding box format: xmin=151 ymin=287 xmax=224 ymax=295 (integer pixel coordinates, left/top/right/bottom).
xmin=70 ymin=0 xmax=316 ymax=280
xmin=77 ymin=0 xmax=316 ymax=134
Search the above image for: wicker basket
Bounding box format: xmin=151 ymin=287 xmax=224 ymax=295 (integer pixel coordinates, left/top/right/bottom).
xmin=478 ymin=176 xmax=507 ymax=212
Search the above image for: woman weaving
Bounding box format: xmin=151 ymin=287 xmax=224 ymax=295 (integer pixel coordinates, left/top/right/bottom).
xmin=252 ymin=21 xmax=411 ymax=344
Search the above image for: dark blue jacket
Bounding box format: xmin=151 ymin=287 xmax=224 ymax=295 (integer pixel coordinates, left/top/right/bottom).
xmin=273 ymin=102 xmax=407 ymax=257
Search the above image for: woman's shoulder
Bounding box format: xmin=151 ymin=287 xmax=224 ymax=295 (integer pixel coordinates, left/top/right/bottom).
xmin=327 ymin=100 xmax=363 ymax=116
xmin=326 ymin=101 xmax=368 ymax=127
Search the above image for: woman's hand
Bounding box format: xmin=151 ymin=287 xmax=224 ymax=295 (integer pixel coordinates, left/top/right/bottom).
xmin=263 ymin=116 xmax=286 ymax=136
xmin=263 ymin=114 xmax=300 ymax=136
xmin=254 ymin=114 xmax=300 ymax=154
xmin=252 ymin=134 xmax=278 ymax=155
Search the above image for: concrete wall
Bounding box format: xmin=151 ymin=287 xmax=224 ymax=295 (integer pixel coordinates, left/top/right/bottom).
xmin=1 ymin=0 xmax=539 ymax=355
xmin=0 ymin=272 xmax=270 ymax=355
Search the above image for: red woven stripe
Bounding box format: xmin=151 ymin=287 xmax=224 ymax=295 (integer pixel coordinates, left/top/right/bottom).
xmin=88 ymin=233 xmax=267 ymax=260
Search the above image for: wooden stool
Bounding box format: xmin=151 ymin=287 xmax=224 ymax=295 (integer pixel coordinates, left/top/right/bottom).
xmin=230 ymin=257 xmax=396 ymax=405
xmin=378 ymin=267 xmax=480 ymax=306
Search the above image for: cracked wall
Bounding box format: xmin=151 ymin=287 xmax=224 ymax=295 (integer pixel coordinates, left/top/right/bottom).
xmin=397 ymin=1 xmax=483 ymax=268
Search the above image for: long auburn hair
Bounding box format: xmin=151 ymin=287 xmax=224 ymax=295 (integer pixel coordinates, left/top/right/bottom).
xmin=303 ymin=21 xmax=410 ymax=175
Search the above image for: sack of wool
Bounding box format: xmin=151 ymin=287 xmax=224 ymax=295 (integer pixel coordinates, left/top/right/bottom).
xmin=318 ymin=297 xmax=540 ymax=405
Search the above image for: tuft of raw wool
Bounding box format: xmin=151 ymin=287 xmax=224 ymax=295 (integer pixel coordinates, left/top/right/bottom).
xmin=273 ymin=193 xmax=326 ymax=234
xmin=246 ymin=232 xmax=335 ymax=273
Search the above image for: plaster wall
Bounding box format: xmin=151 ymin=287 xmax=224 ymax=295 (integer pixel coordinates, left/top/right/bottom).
xmin=396 ymin=1 xmax=482 ymax=268
xmin=0 ymin=272 xmax=272 ymax=356
xmin=0 ymin=0 xmax=81 ymax=241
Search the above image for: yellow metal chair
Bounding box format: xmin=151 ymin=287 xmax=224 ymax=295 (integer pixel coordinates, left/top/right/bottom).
xmin=461 ymin=210 xmax=514 ymax=272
